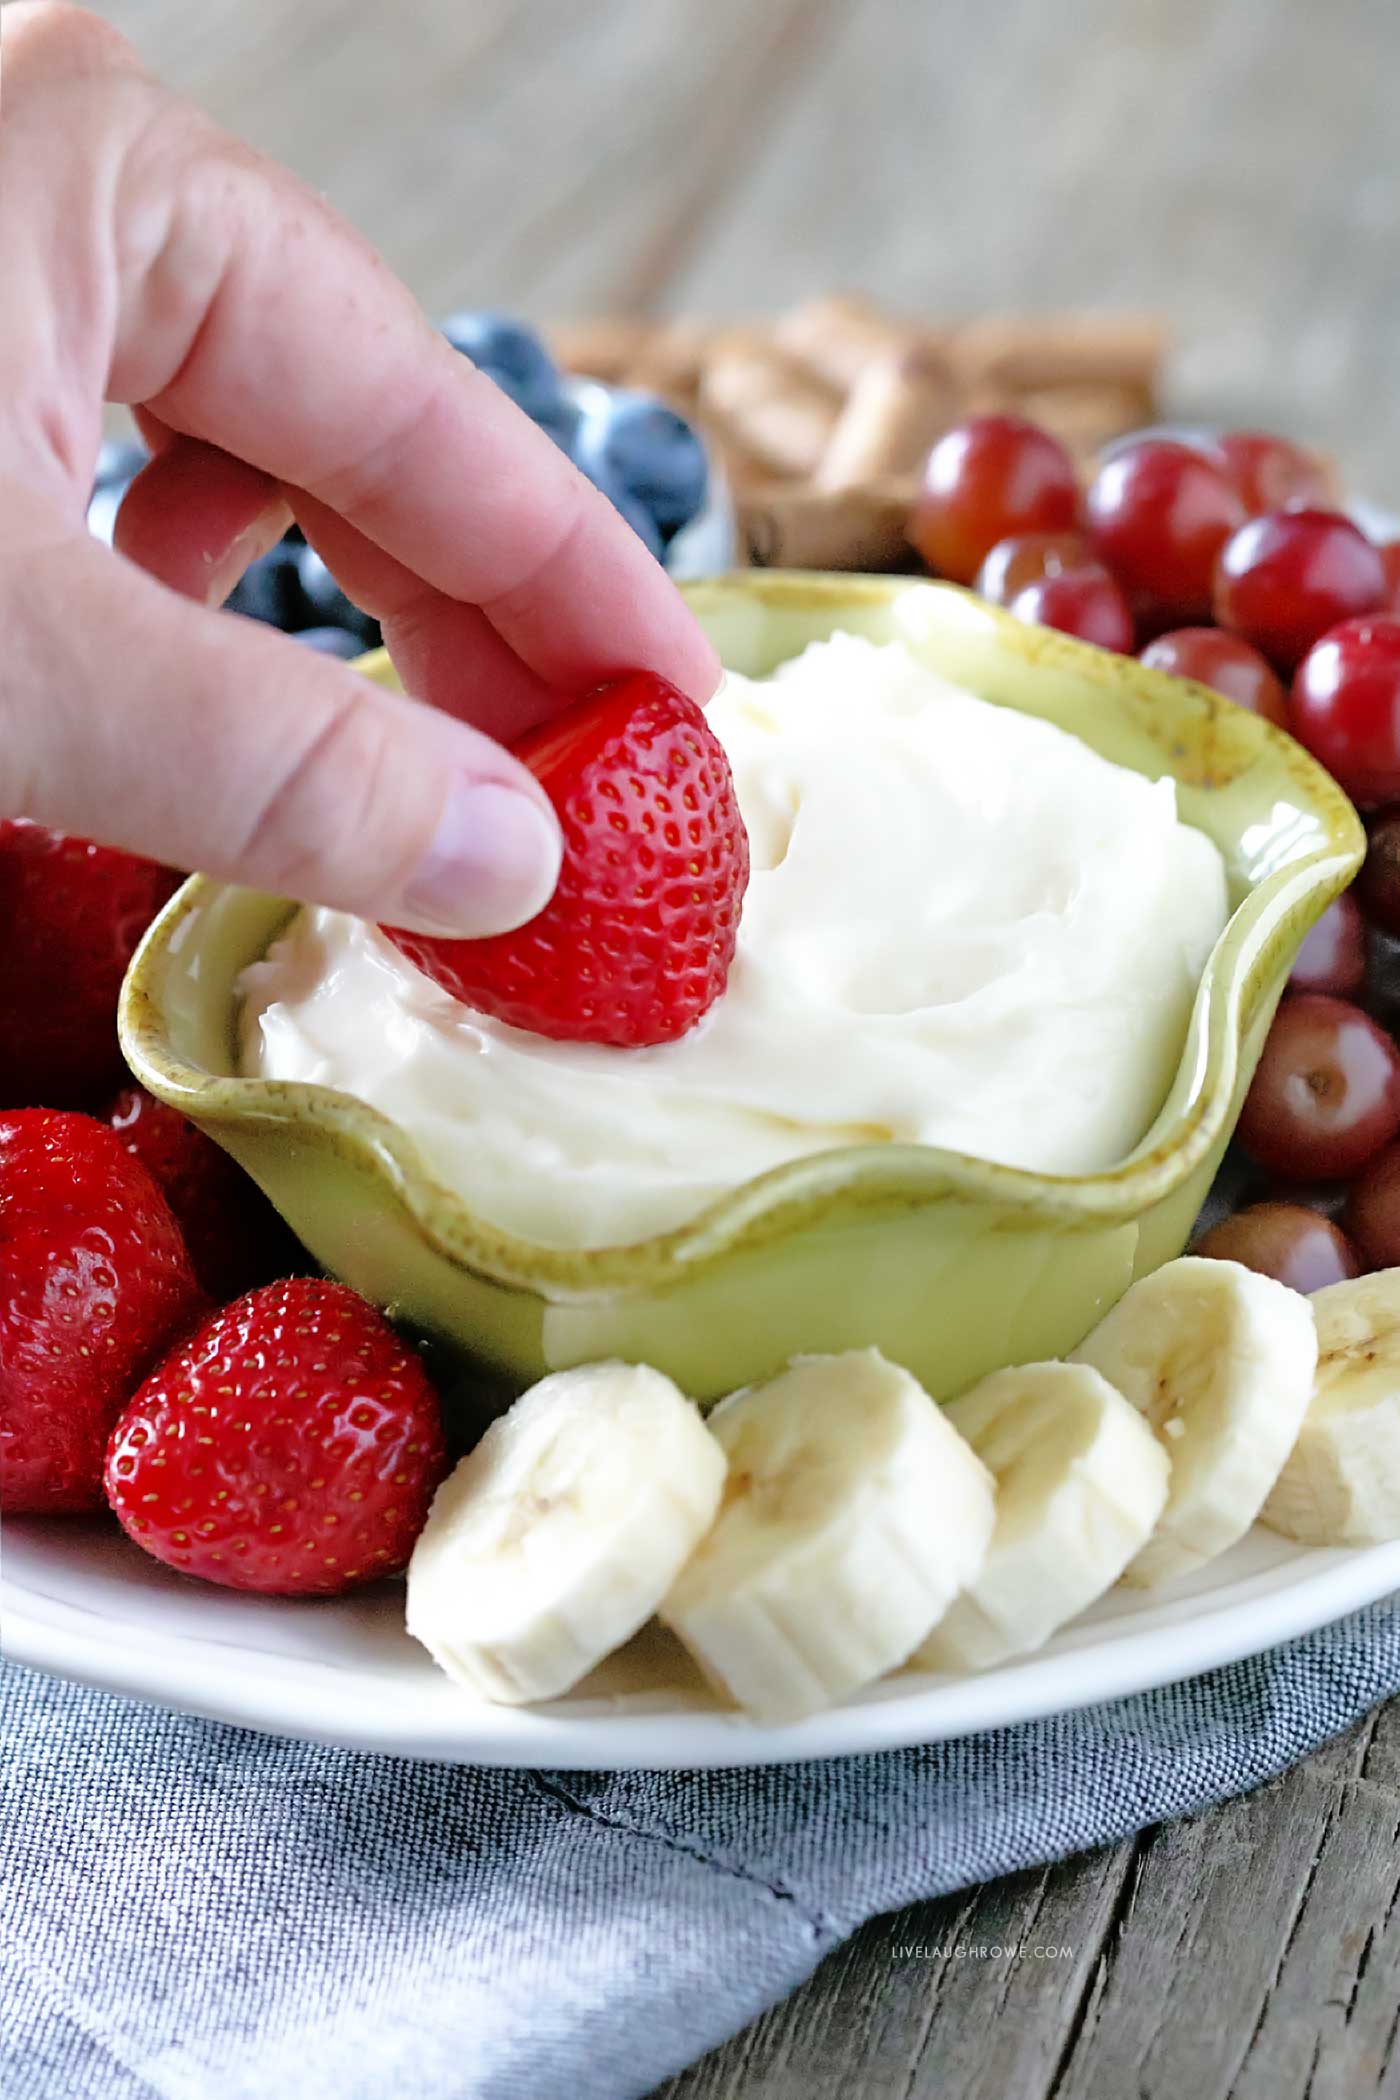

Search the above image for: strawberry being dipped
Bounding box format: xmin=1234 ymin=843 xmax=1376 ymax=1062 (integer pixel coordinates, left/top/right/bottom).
xmin=1 ymin=1110 xmax=204 ymax=1513
xmin=0 ymin=822 xmax=180 ymax=1105
xmin=103 ymin=1083 xmax=303 ymax=1302
xmin=385 ymin=673 xmax=750 ymax=1047
xmin=105 ymin=1279 xmax=447 ymax=1595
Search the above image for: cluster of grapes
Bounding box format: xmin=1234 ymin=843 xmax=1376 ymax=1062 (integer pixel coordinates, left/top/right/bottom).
xmin=908 ymin=412 xmax=1400 ymax=1297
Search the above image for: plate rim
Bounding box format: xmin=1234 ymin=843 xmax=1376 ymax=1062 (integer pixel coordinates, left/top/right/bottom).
xmin=7 ymin=1526 xmax=1400 ymax=1769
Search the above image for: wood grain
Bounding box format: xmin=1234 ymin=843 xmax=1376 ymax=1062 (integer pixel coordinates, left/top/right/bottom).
xmin=77 ymin=1 xmax=1400 ymax=2091
xmin=95 ymin=0 xmax=1400 ymax=495
xmin=658 ymin=1707 xmax=1400 ymax=2099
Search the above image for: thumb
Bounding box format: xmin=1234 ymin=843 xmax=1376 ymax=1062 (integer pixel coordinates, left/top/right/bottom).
xmin=2 ymin=521 xmax=562 ymax=938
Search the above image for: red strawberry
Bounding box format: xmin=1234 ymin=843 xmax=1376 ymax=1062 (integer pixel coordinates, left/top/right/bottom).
xmin=1 ymin=1110 xmax=205 ymax=1513
xmin=386 ymin=673 xmax=749 ymax=1047
xmin=0 ymin=821 xmax=181 ymax=1106
xmin=103 ymin=1084 xmax=304 ymax=1302
xmin=104 ymin=1279 xmax=448 ymax=1594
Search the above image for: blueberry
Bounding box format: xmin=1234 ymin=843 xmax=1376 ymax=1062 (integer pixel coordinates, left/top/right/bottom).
xmin=592 ymin=474 xmax=665 ymax=562
xmin=532 ymin=396 xmax=582 ymax=456
xmin=294 ymin=626 xmax=366 ymax=659
xmin=573 ymin=390 xmax=708 ymax=535
xmin=296 ymin=545 xmax=380 ymax=643
xmin=225 ymin=539 xmax=306 ymax=628
xmin=440 ymin=310 xmax=560 ymax=418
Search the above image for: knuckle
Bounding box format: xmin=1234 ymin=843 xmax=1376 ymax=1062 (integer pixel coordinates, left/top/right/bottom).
xmin=238 ymin=686 xmax=431 ymax=906
xmin=476 ymin=473 xmax=592 ymax=615
xmin=311 ymin=386 xmax=440 ymax=524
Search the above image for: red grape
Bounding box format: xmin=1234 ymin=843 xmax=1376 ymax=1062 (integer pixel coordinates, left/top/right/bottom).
xmin=910 ymin=415 xmax=1080 ymax=585
xmin=1289 ymin=891 xmax=1367 ymax=996
xmin=1007 ymin=566 xmax=1135 ymax=653
xmin=1359 ymin=811 xmax=1400 ymax=934
xmin=1290 ymin=616 xmax=1400 ymax=805
xmin=1214 ymin=509 xmax=1386 ymax=671
xmin=1379 ymin=541 xmax=1400 ymax=616
xmin=1138 ymin=627 xmax=1287 ymax=725
xmin=1194 ymin=1202 xmax=1360 ymax=1292
xmin=973 ymin=531 xmax=1091 ymax=606
xmin=1206 ymin=431 xmax=1332 ymax=516
xmin=1344 ymin=1141 xmax=1400 ymax=1268
xmin=1084 ymin=439 xmax=1245 ymax=625
xmin=1236 ymin=993 xmax=1400 ymax=1180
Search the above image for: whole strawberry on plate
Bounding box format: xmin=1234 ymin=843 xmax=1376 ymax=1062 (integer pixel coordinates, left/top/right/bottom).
xmin=385 ymin=672 xmax=749 ymax=1047
xmin=1 ymin=1110 xmax=205 ymax=1513
xmin=0 ymin=821 xmax=180 ymax=1105
xmin=105 ymin=1279 xmax=447 ymax=1594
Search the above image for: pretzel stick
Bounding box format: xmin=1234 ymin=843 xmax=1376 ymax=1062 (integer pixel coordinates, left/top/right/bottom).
xmin=548 ymin=318 xmax=652 ymax=384
xmin=774 ymin=294 xmax=915 ymax=391
xmin=737 ymin=479 xmax=917 ymax=570
xmin=701 ymin=342 xmax=843 ymax=479
xmin=816 ymin=344 xmax=956 ymax=488
xmin=949 ymin=313 xmax=1166 ymax=397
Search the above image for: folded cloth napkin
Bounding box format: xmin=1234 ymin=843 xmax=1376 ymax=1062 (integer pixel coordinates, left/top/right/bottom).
xmin=5 ymin=1600 xmax=1400 ymax=2100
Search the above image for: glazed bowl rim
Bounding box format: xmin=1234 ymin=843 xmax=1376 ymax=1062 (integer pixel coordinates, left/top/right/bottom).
xmin=119 ymin=571 xmax=1364 ymax=1299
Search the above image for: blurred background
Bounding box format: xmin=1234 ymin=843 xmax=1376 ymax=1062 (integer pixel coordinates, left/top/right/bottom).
xmin=97 ymin=0 xmax=1399 ymax=491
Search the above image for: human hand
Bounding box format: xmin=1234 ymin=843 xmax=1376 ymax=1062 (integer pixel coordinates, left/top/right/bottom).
xmin=0 ymin=3 xmax=719 ymax=935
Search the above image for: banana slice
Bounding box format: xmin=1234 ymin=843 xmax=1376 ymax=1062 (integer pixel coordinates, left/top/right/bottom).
xmin=915 ymin=1362 xmax=1169 ymax=1671
xmin=1071 ymin=1256 xmax=1317 ymax=1586
xmin=659 ymin=1348 xmax=994 ymax=1724
xmin=1264 ymin=1270 xmax=1400 ymax=1546
xmin=406 ymin=1361 xmax=725 ymax=1703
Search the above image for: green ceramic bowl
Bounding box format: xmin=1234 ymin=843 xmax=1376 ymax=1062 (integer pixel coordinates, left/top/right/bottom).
xmin=119 ymin=573 xmax=1362 ymax=1406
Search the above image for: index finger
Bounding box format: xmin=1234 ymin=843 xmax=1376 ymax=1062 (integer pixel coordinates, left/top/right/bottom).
xmin=125 ymin=148 xmax=721 ymax=702
xmin=10 ymin=16 xmax=719 ymax=704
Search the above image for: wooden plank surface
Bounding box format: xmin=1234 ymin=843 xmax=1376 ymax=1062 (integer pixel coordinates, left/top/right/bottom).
xmin=97 ymin=0 xmax=1400 ymax=493
xmin=659 ymin=1705 xmax=1400 ymax=2099
xmin=78 ymin=1 xmax=1400 ymax=2092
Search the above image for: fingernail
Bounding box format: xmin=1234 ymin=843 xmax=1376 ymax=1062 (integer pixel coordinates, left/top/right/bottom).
xmin=399 ymin=780 xmax=562 ymax=937
xmin=209 ymin=503 xmax=292 ymax=608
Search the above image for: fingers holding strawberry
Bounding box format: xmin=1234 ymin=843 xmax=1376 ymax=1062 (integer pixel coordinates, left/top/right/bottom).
xmin=385 ymin=672 xmax=750 ymax=1048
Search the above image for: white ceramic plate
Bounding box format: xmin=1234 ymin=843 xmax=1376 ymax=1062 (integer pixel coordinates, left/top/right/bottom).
xmin=19 ymin=472 xmax=1395 ymax=1768
xmin=7 ymin=1516 xmax=1400 ymax=1768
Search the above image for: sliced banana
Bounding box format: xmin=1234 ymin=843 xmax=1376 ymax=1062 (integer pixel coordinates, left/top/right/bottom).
xmin=1071 ymin=1255 xmax=1317 ymax=1586
xmin=915 ymin=1362 xmax=1170 ymax=1671
xmin=659 ymin=1348 xmax=994 ymax=1724
xmin=405 ymin=1361 xmax=725 ymax=1703
xmin=1264 ymin=1270 xmax=1400 ymax=1547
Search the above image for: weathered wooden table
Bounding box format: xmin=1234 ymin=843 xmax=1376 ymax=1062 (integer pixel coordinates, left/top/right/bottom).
xmin=95 ymin=1 xmax=1400 ymax=2089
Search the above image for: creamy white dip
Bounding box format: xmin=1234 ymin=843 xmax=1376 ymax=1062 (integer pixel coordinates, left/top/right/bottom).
xmin=241 ymin=634 xmax=1228 ymax=1248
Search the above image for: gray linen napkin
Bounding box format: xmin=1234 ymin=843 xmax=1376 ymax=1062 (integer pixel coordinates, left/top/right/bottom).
xmin=5 ymin=1602 xmax=1400 ymax=2100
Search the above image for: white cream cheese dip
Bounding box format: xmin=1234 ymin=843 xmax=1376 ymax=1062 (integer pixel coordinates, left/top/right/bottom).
xmin=240 ymin=633 xmax=1228 ymax=1249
